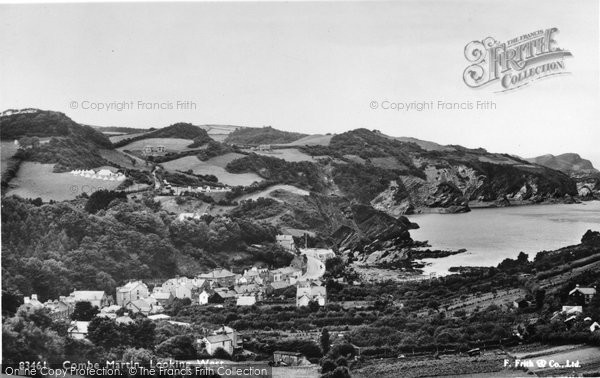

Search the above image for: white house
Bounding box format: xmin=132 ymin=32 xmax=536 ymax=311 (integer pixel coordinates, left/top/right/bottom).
xmin=201 ymin=335 xmax=233 ymax=355
xmin=569 ymin=284 xmax=597 ymax=304
xmin=125 ymin=298 xmax=154 ymax=315
xmin=562 ymin=305 xmax=583 ymax=314
xmin=116 ymin=281 xmax=149 ymax=306
xmin=20 ymin=294 xmax=44 ymax=311
xmin=296 ymin=284 xmax=327 ymax=307
xmin=276 ymin=234 xmax=295 ymax=251
xmin=67 ymin=291 xmax=112 ymax=308
xmin=236 ymin=295 xmax=257 ymax=306
xmin=198 ymin=290 xmax=210 ymax=305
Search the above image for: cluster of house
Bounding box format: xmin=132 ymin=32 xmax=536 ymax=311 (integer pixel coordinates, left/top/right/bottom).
xmin=20 ymin=291 xmax=113 ymax=321
xmin=19 ymin=290 xmax=116 ymax=339
xmin=143 ymin=145 xmax=166 ymax=156
xmin=70 ymin=169 xmax=126 ymax=181
xmin=160 ymin=179 xmax=231 ymax=196
xmin=557 ymin=284 xmax=599 ymax=331
xmin=181 ymin=185 xmax=231 ymax=194
xmin=249 ymin=144 xmax=272 ymax=151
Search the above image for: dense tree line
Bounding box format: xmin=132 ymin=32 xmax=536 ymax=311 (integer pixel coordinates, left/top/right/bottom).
xmin=224 ymin=126 xmax=307 ymax=145
xmin=226 ymin=154 xmax=326 ymax=192
xmin=1 ymin=195 xmax=285 ymax=305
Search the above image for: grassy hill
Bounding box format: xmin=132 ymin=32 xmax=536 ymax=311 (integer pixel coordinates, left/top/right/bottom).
xmin=0 ymin=110 xmax=113 ymax=173
xmin=225 ymin=126 xmax=307 ymax=145
xmin=0 ymin=109 xmax=112 ymax=148
xmin=113 ymin=122 xmax=213 ymax=148
xmin=527 ymin=153 xmax=598 ymax=174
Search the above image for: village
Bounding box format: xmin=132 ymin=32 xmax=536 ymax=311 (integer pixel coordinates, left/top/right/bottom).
xmin=18 ymin=234 xmax=338 ymax=365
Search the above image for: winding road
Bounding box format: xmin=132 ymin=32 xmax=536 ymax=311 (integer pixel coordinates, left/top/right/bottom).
xmin=300 ymin=252 xmax=326 ymax=280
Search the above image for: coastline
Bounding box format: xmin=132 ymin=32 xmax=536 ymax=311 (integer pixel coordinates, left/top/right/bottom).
xmin=409 ymin=197 xmax=599 ymax=216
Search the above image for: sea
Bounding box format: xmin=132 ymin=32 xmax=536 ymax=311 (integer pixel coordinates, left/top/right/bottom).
xmin=408 ymin=201 xmax=600 ymax=276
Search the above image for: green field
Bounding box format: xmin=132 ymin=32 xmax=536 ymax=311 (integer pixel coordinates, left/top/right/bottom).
xmin=1 ymin=141 xmax=19 ymax=175
xmin=279 ymin=134 xmax=333 ymax=146
xmin=4 ymin=162 xmax=122 ymax=201
xmin=236 ymin=184 xmax=310 ymax=202
xmin=99 ymin=148 xmax=150 ymax=170
xmin=108 ymin=131 xmax=150 ymax=143
xmin=161 ymin=156 xmax=262 ymax=186
xmin=242 ymin=148 xmax=317 ymax=163
xmin=202 ymin=152 xmax=246 ymax=167
xmin=117 ymin=138 xmax=198 ymax=152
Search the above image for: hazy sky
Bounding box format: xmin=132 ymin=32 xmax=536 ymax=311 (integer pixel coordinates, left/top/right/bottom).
xmin=1 ymin=1 xmax=599 ymax=166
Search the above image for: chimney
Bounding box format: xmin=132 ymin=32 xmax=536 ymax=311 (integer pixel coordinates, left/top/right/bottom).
xmin=31 ymin=294 xmax=38 ymax=301
xmin=576 ymin=284 xmax=580 ymax=288
xmin=24 ymin=296 xmax=31 ymax=304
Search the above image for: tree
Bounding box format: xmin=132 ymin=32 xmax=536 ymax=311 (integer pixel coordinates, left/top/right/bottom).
xmin=535 ymin=288 xmax=546 ymax=309
xmin=87 ymin=317 xmax=122 ymax=350
xmin=130 ymin=319 xmax=156 ymax=349
xmin=71 ymin=301 xmax=99 ymax=321
xmin=327 ymin=366 xmax=351 ymax=378
xmin=308 ymin=300 xmax=320 ymax=313
xmin=320 ymin=328 xmax=330 ymax=354
xmin=427 ymin=300 xmax=440 ymax=312
xmin=84 ymin=190 xmax=127 ymax=214
xmin=212 ymin=347 xmax=232 ymax=360
xmin=321 ymin=359 xmax=336 ymax=374
xmin=155 ymin=335 xmax=197 ymax=359
xmin=2 ymin=308 xmax=65 ymax=364
xmin=122 ymin=347 xmax=156 ymax=364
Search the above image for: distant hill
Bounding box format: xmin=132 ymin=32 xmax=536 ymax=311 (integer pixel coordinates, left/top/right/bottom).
xmin=93 ymin=126 xmax=149 ymax=134
xmin=527 ymin=153 xmax=598 ymax=174
xmin=393 ymin=136 xmax=454 ymax=152
xmin=0 ymin=109 xmax=113 ymax=172
xmin=225 ymin=126 xmax=307 ymax=145
xmin=296 ymin=128 xmax=578 ymax=213
xmin=113 ymin=122 xmax=213 ymax=148
xmin=0 ymin=109 xmax=112 ymax=148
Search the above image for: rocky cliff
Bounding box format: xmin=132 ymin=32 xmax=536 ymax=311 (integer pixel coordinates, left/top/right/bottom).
xmin=527 ymin=153 xmax=600 ymax=199
xmin=302 ymin=129 xmax=580 ymax=215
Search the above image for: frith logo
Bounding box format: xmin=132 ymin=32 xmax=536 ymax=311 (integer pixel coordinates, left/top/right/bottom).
xmin=463 ymin=28 xmax=572 ymax=92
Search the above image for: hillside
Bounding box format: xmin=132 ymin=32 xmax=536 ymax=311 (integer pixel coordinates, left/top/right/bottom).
xmin=294 ymin=129 xmax=579 ymax=214
xmin=93 ymin=126 xmax=149 ymax=134
xmin=527 ymin=153 xmax=598 ymax=174
xmin=113 ymin=122 xmax=213 ymax=148
xmin=0 ymin=195 xmax=292 ymax=302
xmin=0 ymin=109 xmax=112 ymax=148
xmin=225 ymin=126 xmax=307 ymax=145
xmin=0 ymin=110 xmax=113 ymax=173
xmin=527 ymin=153 xmax=600 ymax=199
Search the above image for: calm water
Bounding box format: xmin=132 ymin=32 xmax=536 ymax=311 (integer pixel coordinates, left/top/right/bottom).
xmin=409 ymin=201 xmax=600 ymax=275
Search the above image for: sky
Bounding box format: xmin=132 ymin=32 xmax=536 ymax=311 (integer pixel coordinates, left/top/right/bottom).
xmin=1 ymin=1 xmax=599 ymax=166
